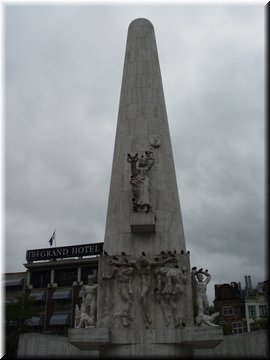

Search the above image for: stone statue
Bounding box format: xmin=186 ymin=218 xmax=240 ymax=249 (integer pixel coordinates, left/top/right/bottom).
xmin=133 ymin=256 xmax=155 ymax=327
xmin=112 ymin=254 xmax=177 ymax=327
xmin=155 ymin=265 xmax=187 ymax=327
xmin=103 ymin=259 xmax=134 ymax=327
xmin=191 ymin=267 xmax=219 ymax=327
xmin=191 ymin=268 xmax=210 ymax=315
xmin=127 ymin=149 xmax=155 ymax=212
xmin=149 ymin=136 xmax=161 ymax=149
xmin=82 ymin=274 xmax=98 ymax=326
xmin=76 ymin=303 xmax=95 ymax=328
xmin=195 ymin=312 xmax=220 ymax=327
xmin=134 ymin=255 xmax=178 ymax=327
xmin=75 ymin=274 xmax=98 ymax=328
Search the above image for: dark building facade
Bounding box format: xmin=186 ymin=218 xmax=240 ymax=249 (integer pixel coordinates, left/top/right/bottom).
xmin=214 ymin=282 xmax=247 ymax=334
xmin=5 ymin=272 xmax=27 ymax=303
xmin=5 ymin=243 xmax=102 ymax=334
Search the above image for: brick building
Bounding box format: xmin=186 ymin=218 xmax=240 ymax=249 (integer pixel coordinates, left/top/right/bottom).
xmin=213 ymin=282 xmax=247 ymax=334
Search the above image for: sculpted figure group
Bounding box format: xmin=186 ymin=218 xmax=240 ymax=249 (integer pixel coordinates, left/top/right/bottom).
xmin=74 ymin=260 xmax=219 ymax=329
xmin=102 ymin=252 xmax=189 ymax=328
xmin=155 ymin=265 xmax=188 ymax=327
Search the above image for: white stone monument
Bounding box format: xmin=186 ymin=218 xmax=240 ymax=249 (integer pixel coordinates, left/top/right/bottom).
xmin=69 ymin=18 xmax=223 ymax=357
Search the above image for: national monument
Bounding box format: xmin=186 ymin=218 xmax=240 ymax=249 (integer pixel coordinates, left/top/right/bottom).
xmin=69 ymin=18 xmax=223 ymax=358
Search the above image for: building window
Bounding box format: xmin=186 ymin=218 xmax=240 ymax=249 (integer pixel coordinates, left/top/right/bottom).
xmin=53 ymin=299 xmax=72 ymax=311
xmin=31 ymin=271 xmax=50 ymax=288
xmin=259 ymin=305 xmax=268 ymax=317
xmin=52 ymin=289 xmax=72 ymax=311
xmin=232 ymin=322 xmax=244 ymax=334
xmin=223 ymin=306 xmax=234 ymax=316
xmin=49 ymin=313 xmax=71 ymax=334
xmin=81 ymin=267 xmax=98 ymax=284
xmin=248 ymin=305 xmax=256 ymax=318
xmin=240 ymin=304 xmax=246 ymax=316
xmin=54 ymin=268 xmax=77 ymax=286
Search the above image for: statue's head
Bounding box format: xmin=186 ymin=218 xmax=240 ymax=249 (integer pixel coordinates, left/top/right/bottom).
xmin=126 ymin=267 xmax=134 ymax=276
xmin=196 ymin=273 xmax=204 ymax=282
xmin=159 ymin=267 xmax=168 ymax=276
xmin=145 ymin=148 xmax=153 ymax=157
xmin=139 ymin=156 xmax=147 ymax=167
xmin=139 ymin=256 xmax=149 ymax=267
xmin=88 ymin=274 xmax=97 ymax=284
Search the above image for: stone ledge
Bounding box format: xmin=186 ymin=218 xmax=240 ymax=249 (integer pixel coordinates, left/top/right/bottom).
xmin=68 ymin=328 xmax=110 ymax=350
xmin=69 ymin=327 xmax=223 ymax=350
xmin=130 ymin=212 xmax=156 ymax=232
xmin=181 ymin=326 xmax=224 ymax=348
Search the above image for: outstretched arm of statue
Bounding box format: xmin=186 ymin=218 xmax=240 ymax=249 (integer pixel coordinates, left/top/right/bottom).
xmin=127 ymin=153 xmax=139 ymax=177
xmin=191 ymin=269 xmax=198 ymax=292
xmin=203 ymin=272 xmax=211 ymax=285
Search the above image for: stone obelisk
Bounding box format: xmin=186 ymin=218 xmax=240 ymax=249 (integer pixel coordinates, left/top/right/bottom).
xmin=104 ymin=18 xmax=186 ymax=257
xmin=98 ymin=18 xmax=193 ymax=357
xmin=69 ymin=18 xmax=223 ymax=358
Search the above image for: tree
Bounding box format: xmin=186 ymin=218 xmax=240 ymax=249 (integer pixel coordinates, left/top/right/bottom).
xmin=5 ymin=293 xmax=38 ymax=358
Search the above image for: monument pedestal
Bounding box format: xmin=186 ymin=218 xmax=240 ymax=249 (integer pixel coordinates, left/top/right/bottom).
xmin=68 ymin=328 xmax=110 ymax=350
xmin=69 ymin=326 xmax=223 ymax=356
xmin=130 ymin=212 xmax=156 ymax=233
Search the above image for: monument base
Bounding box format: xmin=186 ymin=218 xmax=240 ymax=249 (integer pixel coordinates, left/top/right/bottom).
xmin=69 ymin=326 xmax=223 ymax=356
xmin=130 ymin=212 xmax=156 ymax=233
xmin=68 ymin=327 xmax=110 ymax=350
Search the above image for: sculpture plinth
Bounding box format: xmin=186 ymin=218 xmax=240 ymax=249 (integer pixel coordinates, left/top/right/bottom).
xmin=69 ymin=18 xmax=223 ymax=357
xmin=130 ymin=212 xmax=156 ymax=232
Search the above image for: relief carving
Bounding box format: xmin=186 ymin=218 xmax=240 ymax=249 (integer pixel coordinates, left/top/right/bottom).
xmin=103 ymin=253 xmax=177 ymax=328
xmin=155 ymin=265 xmax=187 ymax=327
xmin=133 ymin=254 xmax=177 ymax=327
xmin=102 ymin=258 xmax=135 ymax=327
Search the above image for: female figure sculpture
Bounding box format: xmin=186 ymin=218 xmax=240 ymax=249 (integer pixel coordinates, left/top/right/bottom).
xmin=127 ymin=149 xmax=155 ymax=212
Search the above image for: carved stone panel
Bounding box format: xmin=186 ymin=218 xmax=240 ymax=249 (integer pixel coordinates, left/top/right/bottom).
xmin=97 ymin=253 xmax=194 ymax=330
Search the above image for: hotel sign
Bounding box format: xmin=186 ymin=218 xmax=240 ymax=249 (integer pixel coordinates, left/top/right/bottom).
xmin=26 ymin=242 xmax=103 ymax=262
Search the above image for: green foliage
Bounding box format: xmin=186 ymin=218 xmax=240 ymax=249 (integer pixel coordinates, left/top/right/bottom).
xmin=251 ymin=318 xmax=270 ymax=331
xmin=5 ymin=293 xmax=38 ymax=357
xmin=258 ymin=318 xmax=270 ymax=329
xmin=208 ymin=305 xmax=218 ymax=315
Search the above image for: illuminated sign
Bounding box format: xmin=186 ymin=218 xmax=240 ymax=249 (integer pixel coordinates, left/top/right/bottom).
xmin=26 ymin=242 xmax=103 ymax=262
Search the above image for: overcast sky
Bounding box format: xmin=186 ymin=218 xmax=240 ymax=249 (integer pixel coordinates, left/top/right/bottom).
xmin=3 ymin=2 xmax=265 ymax=303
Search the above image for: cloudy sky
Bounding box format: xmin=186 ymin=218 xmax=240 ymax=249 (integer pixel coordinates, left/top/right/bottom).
xmin=3 ymin=2 xmax=265 ymax=303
